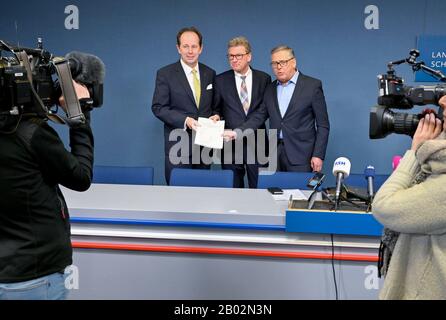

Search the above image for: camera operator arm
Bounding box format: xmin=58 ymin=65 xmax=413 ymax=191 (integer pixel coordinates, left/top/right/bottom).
xmin=27 ymin=118 xmax=94 ymax=192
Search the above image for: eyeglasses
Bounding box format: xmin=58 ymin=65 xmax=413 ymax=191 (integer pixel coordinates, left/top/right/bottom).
xmin=270 ymin=57 xmax=294 ymax=69
xmin=227 ymin=53 xmax=250 ymax=61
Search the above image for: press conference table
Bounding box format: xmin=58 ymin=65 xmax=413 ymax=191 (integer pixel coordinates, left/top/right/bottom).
xmin=62 ymin=184 xmax=382 ymax=300
xmin=63 ymin=184 xmax=289 ymax=225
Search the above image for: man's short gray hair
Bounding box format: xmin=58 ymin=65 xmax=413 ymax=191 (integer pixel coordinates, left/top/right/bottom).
xmin=271 ymin=45 xmax=295 ymax=58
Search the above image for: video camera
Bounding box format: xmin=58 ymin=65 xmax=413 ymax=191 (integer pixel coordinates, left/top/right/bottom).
xmin=0 ymin=38 xmax=104 ymax=127
xmin=369 ymin=49 xmax=446 ymax=139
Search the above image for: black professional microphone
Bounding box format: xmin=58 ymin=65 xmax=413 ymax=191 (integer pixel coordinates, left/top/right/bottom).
xmin=332 ymin=157 xmax=351 ymax=210
xmin=364 ymin=165 xmax=375 ymax=200
xmin=65 ymin=51 xmax=106 ymax=85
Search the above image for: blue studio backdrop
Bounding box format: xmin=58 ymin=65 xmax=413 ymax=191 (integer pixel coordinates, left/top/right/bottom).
xmin=1 ymin=0 xmax=445 ymax=185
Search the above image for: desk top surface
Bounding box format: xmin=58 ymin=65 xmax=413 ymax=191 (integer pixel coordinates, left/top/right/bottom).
xmin=62 ymin=184 xmax=301 ymax=225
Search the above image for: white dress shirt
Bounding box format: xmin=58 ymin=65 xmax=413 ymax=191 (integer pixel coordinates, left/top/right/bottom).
xmin=180 ymin=58 xmax=200 ymax=100
xmin=180 ymin=59 xmax=201 ymax=130
xmin=277 ymin=71 xmax=299 ymax=138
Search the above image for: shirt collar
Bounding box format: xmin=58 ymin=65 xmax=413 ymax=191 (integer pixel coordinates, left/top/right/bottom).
xmin=234 ymin=67 xmax=252 ymax=79
xmin=277 ymin=70 xmax=299 ymax=86
xmin=180 ymin=59 xmax=200 ymax=75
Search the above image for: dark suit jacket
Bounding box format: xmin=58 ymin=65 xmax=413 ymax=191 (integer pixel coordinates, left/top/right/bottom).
xmin=152 ymin=61 xmax=217 ymax=155
xmin=214 ymin=68 xmax=271 ymax=131
xmin=263 ymin=73 xmax=330 ymax=165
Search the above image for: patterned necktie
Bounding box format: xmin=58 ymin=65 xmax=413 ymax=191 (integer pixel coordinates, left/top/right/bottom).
xmin=240 ymin=75 xmax=249 ymax=114
xmin=192 ymin=69 xmax=201 ymax=108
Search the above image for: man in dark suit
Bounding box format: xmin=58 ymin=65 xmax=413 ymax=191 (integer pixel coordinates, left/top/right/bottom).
xmin=225 ymin=45 xmax=330 ymax=173
xmin=215 ymin=36 xmax=271 ymax=188
xmin=152 ymin=27 xmax=220 ymax=184
xmin=267 ymin=45 xmax=330 ymax=172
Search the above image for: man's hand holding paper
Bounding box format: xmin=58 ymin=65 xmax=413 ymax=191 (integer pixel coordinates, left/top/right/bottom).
xmin=194 ymin=117 xmax=225 ymax=149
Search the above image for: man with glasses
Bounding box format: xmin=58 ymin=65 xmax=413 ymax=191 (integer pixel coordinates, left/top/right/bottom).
xmin=215 ymin=36 xmax=271 ymax=188
xmin=266 ymin=45 xmax=330 ymax=172
xmin=226 ymin=45 xmax=330 ymax=173
xmin=152 ymin=26 xmax=220 ymax=184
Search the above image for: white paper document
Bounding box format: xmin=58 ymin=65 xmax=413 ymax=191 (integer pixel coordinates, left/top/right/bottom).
xmin=194 ymin=117 xmax=225 ymax=149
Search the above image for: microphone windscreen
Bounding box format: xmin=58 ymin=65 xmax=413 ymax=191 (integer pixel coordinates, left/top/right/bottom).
xmin=332 ymin=157 xmax=351 ymax=177
xmin=65 ymin=51 xmax=105 ymax=84
xmin=364 ymin=165 xmax=375 ymax=178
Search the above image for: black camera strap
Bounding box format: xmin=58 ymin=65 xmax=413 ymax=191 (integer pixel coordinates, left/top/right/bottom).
xmin=16 ymin=51 xmax=85 ymax=126
xmin=52 ymin=58 xmax=85 ymax=126
xmin=17 ymin=51 xmax=49 ymax=117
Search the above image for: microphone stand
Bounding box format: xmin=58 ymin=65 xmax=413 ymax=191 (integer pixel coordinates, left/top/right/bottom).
xmin=333 ymin=182 xmax=344 ymax=211
xmin=307 ymin=186 xmax=334 ymax=210
xmin=366 ymin=195 xmax=374 ymax=213
xmin=339 ymin=195 xmax=364 ymax=210
xmin=334 ymin=184 xmax=366 ymax=212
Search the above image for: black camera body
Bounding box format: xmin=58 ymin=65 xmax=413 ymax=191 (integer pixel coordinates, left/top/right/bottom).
xmin=0 ymin=57 xmax=56 ymax=115
xmin=0 ymin=64 xmax=33 ymax=108
xmin=369 ymin=49 xmax=446 ymax=139
xmin=0 ymin=38 xmax=104 ymax=123
xmin=377 ymin=73 xmax=446 ymax=109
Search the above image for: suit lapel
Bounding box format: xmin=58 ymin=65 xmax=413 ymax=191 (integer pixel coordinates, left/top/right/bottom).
xmin=175 ymin=61 xmax=196 ymax=106
xmin=247 ymin=70 xmax=259 ymax=115
xmin=199 ymin=64 xmax=209 ymax=109
xmin=283 ymin=74 xmax=305 ymax=119
xmin=272 ymin=81 xmax=282 ymax=118
xmin=228 ymin=71 xmax=245 ymax=115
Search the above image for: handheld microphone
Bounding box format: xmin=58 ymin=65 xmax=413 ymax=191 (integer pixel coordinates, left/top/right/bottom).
xmin=364 ymin=165 xmax=375 ymax=200
xmin=332 ymin=157 xmax=351 ymax=210
xmin=392 ymin=156 xmax=402 ymax=171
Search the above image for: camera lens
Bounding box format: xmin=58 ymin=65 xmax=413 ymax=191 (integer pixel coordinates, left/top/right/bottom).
xmin=392 ymin=112 xmax=419 ymax=136
xmin=370 ymin=106 xmax=420 ymax=139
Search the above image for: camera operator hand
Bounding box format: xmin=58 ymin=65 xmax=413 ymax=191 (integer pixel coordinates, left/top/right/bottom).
xmin=58 ymin=80 xmax=90 ymax=111
xmin=439 ymin=96 xmax=446 ymax=116
xmin=411 ymin=112 xmax=443 ymax=151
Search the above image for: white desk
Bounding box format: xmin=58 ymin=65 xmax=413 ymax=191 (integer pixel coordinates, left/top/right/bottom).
xmin=62 ymin=184 xmax=290 ymax=225
xmin=62 ymin=184 xmax=382 ymax=300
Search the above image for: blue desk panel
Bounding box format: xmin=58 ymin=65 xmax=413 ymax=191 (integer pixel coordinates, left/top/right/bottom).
xmin=286 ymin=209 xmax=383 ymax=236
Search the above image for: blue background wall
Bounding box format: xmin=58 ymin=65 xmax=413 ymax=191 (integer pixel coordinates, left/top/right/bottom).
xmin=1 ymin=0 xmax=445 ymax=185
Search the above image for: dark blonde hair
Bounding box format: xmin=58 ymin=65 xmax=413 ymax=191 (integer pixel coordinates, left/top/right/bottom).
xmin=228 ymin=36 xmax=251 ymax=53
